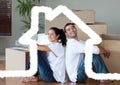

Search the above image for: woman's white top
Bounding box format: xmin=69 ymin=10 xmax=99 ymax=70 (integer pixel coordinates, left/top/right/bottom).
xmin=47 ymin=43 xmax=66 ymax=83
xmin=66 ymin=39 xmax=99 ymax=82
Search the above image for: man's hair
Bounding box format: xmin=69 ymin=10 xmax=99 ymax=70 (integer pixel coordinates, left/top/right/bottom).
xmin=64 ymin=23 xmax=76 ymax=32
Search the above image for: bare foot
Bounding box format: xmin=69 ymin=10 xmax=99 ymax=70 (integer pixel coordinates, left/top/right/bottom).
xmin=22 ymin=76 xmax=38 ymax=83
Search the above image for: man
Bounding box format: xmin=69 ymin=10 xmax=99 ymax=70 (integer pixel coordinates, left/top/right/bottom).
xmin=64 ymin=23 xmax=110 ymax=83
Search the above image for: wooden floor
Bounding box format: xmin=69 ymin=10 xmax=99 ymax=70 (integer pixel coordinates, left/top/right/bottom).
xmin=0 ymin=60 xmax=119 ymax=85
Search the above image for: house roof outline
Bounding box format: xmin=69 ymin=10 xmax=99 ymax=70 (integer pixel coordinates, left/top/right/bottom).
xmin=0 ymin=5 xmax=118 ymax=80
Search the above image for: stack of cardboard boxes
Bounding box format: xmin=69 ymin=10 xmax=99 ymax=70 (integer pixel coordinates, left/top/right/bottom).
xmin=45 ymin=10 xmax=120 ymax=73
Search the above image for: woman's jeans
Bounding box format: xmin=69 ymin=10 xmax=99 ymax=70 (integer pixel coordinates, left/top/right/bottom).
xmin=77 ymin=54 xmax=109 ymax=83
xmin=27 ymin=50 xmax=56 ymax=82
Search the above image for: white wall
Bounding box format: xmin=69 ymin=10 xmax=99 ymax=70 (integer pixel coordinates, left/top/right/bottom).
xmin=0 ymin=0 xmax=45 ymax=54
xmin=0 ymin=0 xmax=120 ymax=56
xmin=44 ymin=0 xmax=120 ymax=34
xmin=0 ymin=0 xmax=22 ymax=54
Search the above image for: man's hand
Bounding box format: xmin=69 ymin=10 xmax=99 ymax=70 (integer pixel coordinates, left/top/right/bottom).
xmin=102 ymin=47 xmax=111 ymax=58
xmin=99 ymin=45 xmax=111 ymax=58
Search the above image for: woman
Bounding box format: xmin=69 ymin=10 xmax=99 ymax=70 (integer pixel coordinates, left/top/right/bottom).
xmin=22 ymin=27 xmax=67 ymax=83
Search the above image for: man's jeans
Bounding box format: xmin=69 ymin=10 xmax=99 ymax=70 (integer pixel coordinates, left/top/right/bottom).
xmin=77 ymin=54 xmax=109 ymax=83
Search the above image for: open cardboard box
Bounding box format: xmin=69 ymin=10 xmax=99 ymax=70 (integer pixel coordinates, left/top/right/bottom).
xmin=101 ymin=34 xmax=120 ymax=73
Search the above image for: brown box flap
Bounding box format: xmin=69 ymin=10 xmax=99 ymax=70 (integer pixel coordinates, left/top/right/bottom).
xmin=101 ymin=34 xmax=120 ymax=40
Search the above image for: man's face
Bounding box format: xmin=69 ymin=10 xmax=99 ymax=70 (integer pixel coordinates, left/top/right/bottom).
xmin=65 ymin=24 xmax=78 ymax=39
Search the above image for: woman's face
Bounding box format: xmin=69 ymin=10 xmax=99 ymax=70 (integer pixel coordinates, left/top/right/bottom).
xmin=48 ymin=29 xmax=59 ymax=43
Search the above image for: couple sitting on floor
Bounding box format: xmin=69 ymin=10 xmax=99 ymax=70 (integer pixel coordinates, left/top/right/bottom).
xmin=22 ymin=23 xmax=111 ymax=83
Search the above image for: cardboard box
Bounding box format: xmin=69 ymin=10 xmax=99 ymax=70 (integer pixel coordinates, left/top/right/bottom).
xmin=77 ymin=22 xmax=108 ymax=40
xmin=73 ymin=10 xmax=95 ymax=24
xmin=45 ymin=10 xmax=95 ymax=33
xmin=45 ymin=16 xmax=70 ymax=33
xmin=101 ymin=34 xmax=120 ymax=73
xmin=6 ymin=48 xmax=29 ymax=70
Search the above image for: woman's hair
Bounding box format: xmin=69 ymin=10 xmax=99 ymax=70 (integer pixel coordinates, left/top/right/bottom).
xmin=64 ymin=23 xmax=75 ymax=32
xmin=49 ymin=27 xmax=67 ymax=47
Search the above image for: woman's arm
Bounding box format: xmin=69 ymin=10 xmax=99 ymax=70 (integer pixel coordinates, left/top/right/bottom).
xmin=37 ymin=44 xmax=51 ymax=52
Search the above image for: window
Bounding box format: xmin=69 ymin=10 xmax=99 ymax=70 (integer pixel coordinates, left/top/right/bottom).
xmin=0 ymin=0 xmax=11 ymax=36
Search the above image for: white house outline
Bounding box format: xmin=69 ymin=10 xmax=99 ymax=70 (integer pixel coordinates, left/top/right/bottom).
xmin=0 ymin=5 xmax=119 ymax=80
